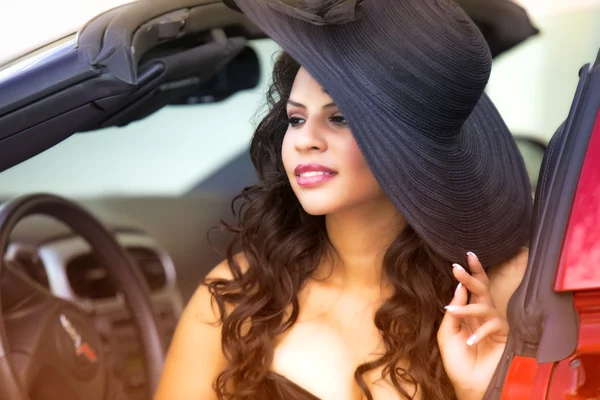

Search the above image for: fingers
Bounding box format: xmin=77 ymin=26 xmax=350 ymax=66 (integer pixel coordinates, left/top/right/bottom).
xmin=444 ymin=303 xmax=497 ymax=319
xmin=444 ymin=252 xmax=510 ymax=347
xmin=466 ymin=252 xmax=489 ymax=287
xmin=438 ymin=281 xmax=469 ymax=341
xmin=463 ymin=316 xmax=509 ymax=346
xmin=452 ymin=263 xmax=488 ymax=299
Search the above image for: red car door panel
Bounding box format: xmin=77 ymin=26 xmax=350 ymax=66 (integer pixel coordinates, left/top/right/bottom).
xmin=484 ymin=51 xmax=600 ymax=399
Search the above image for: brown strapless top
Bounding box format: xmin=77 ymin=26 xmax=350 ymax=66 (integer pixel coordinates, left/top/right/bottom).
xmin=263 ymin=371 xmax=321 ymax=400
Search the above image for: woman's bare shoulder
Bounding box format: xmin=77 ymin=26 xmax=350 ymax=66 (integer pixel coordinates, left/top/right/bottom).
xmin=204 ymin=252 xmax=250 ymax=282
xmin=154 ymin=253 xmax=249 ymax=399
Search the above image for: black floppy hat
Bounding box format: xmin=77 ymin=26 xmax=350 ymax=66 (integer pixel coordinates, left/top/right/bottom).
xmin=456 ymin=0 xmax=540 ymax=58
xmin=225 ymin=0 xmax=532 ymax=268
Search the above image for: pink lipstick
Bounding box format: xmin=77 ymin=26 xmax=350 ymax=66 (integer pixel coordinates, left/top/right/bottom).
xmin=294 ymin=164 xmax=338 ymax=187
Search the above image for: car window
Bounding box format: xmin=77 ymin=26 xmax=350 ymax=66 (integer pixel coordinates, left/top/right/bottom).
xmin=514 ymin=137 xmax=546 ymax=192
xmin=0 ymin=6 xmax=597 ymax=199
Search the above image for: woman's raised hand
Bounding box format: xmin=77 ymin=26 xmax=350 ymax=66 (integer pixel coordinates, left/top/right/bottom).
xmin=437 ymin=252 xmax=510 ymax=400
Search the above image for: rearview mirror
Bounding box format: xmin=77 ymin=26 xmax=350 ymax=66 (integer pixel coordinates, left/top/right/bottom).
xmin=169 ymin=45 xmax=260 ymax=105
xmin=93 ymin=39 xmax=261 ymax=130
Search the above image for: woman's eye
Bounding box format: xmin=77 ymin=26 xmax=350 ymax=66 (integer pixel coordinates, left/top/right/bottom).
xmin=330 ymin=115 xmax=347 ymax=126
xmin=288 ymin=117 xmax=305 ymax=127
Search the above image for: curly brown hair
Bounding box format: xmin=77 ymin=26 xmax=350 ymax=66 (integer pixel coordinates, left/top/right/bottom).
xmin=206 ymin=51 xmax=458 ymax=400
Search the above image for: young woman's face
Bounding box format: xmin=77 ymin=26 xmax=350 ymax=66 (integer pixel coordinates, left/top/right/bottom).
xmin=282 ymin=67 xmax=388 ymax=216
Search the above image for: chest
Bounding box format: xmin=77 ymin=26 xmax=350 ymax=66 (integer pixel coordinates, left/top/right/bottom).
xmin=270 ymin=291 xmax=418 ymax=400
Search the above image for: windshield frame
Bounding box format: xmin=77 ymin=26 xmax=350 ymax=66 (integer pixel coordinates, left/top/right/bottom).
xmin=0 ymin=35 xmax=77 ymax=84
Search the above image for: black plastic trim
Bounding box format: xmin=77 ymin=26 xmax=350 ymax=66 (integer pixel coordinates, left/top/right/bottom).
xmin=0 ymin=44 xmax=98 ymax=116
xmin=79 ymin=0 xmax=260 ymax=84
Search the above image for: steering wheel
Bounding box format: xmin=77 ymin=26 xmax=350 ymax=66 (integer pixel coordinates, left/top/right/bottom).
xmin=0 ymin=194 xmax=165 ymax=400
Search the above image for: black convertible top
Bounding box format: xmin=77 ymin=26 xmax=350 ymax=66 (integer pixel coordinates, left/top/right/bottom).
xmin=0 ymin=0 xmax=262 ymax=173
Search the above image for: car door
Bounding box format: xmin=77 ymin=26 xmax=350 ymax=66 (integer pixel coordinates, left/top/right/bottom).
xmin=484 ymin=49 xmax=600 ymax=399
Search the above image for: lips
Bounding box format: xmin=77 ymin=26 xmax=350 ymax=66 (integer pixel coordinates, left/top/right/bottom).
xmin=294 ymin=164 xmax=338 ymax=187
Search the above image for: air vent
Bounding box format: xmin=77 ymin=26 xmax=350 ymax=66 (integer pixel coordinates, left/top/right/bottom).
xmin=66 ymin=246 xmax=167 ymax=300
xmin=66 ymin=253 xmax=117 ymax=299
xmin=127 ymin=247 xmax=167 ymax=292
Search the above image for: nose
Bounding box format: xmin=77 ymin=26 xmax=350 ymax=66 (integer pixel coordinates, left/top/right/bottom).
xmin=293 ymin=119 xmax=327 ymax=153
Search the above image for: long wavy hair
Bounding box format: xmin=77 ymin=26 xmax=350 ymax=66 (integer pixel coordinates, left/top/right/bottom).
xmin=206 ymin=51 xmax=457 ymax=400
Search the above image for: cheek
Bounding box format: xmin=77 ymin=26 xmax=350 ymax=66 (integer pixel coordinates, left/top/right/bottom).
xmin=342 ymin=140 xmax=383 ymax=194
xmin=344 ymin=141 xmax=373 ymax=176
xmin=345 ymin=142 xmax=367 ymax=169
xmin=281 ymin=132 xmax=295 ymax=174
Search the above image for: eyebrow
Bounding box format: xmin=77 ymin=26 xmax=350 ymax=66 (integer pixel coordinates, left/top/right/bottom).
xmin=287 ymin=99 xmax=337 ymax=109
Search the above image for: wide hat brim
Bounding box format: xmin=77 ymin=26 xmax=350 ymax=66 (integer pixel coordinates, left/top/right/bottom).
xmin=455 ymin=0 xmax=539 ymax=57
xmin=226 ymin=0 xmax=532 ymax=268
xmin=225 ymin=0 xmax=541 ymax=58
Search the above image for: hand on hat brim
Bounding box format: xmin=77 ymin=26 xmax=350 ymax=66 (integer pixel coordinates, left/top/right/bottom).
xmin=437 ymin=253 xmax=509 ymax=399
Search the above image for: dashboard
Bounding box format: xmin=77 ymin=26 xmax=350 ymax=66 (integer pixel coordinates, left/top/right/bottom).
xmin=5 ymin=219 xmax=183 ymax=400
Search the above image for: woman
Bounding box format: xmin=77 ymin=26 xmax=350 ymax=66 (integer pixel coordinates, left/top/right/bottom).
xmin=155 ymin=0 xmax=532 ymax=399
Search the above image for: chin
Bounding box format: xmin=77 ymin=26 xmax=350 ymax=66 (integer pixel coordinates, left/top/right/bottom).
xmin=300 ymin=204 xmax=331 ymax=216
xmin=295 ymin=194 xmax=340 ymax=216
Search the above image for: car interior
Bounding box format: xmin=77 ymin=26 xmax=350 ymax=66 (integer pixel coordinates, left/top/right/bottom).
xmin=0 ymin=0 xmax=598 ymax=399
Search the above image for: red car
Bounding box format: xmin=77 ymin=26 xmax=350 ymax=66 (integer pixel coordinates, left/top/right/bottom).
xmin=488 ymin=50 xmax=600 ymax=399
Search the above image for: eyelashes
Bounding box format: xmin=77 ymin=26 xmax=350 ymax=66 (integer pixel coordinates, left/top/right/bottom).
xmin=329 ymin=116 xmax=347 ymax=126
xmin=288 ymin=116 xmax=305 ymax=127
xmin=286 ymin=115 xmax=348 ymax=127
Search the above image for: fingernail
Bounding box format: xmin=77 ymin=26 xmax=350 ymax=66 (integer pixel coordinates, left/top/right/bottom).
xmin=455 ymin=282 xmax=462 ymax=295
xmin=467 ymin=251 xmax=478 ymax=260
xmin=466 ymin=334 xmax=478 ymax=346
xmin=444 ymin=305 xmax=460 ymax=312
xmin=452 ymin=263 xmax=465 ymax=271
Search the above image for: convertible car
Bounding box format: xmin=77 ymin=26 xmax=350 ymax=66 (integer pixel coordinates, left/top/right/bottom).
xmin=0 ymin=0 xmax=597 ymax=399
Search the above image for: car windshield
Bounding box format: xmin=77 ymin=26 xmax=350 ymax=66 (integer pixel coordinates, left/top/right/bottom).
xmin=0 ymin=3 xmax=598 ymax=199
xmin=0 ymin=0 xmax=135 ymax=65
